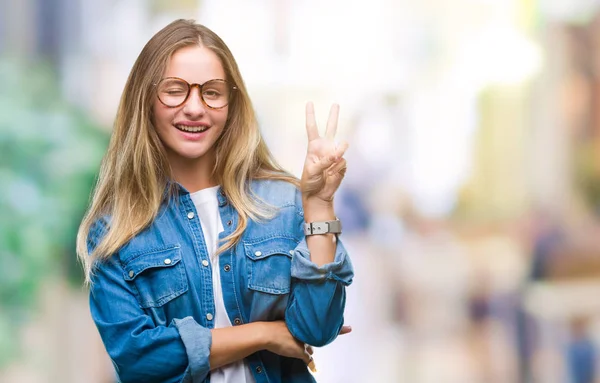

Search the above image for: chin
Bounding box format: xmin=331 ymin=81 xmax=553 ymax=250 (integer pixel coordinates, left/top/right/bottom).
xmin=175 ymin=145 xmax=215 ymax=161
xmin=177 ymin=151 xmax=210 ymax=161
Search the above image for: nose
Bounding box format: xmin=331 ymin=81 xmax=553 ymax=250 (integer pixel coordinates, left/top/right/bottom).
xmin=182 ymin=87 xmax=207 ymax=117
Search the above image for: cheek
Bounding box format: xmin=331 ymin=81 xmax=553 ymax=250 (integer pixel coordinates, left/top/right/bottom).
xmin=153 ymin=103 xmax=174 ymax=130
xmin=216 ymin=107 xmax=229 ymax=127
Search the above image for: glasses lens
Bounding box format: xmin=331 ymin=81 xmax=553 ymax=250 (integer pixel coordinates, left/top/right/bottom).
xmin=201 ymin=80 xmax=232 ymax=109
xmin=157 ymin=79 xmax=189 ymax=107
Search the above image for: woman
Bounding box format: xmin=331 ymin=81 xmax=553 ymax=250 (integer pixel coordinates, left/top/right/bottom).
xmin=77 ymin=19 xmax=353 ymax=383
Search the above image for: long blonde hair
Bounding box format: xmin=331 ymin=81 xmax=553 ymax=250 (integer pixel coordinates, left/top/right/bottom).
xmin=76 ymin=19 xmax=297 ymax=283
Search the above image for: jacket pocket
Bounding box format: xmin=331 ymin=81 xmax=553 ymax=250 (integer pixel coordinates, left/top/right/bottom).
xmin=244 ymin=236 xmax=297 ymax=294
xmin=122 ymin=245 xmax=188 ymax=308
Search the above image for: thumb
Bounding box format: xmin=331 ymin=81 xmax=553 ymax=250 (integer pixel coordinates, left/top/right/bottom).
xmin=339 ymin=325 xmax=352 ymax=335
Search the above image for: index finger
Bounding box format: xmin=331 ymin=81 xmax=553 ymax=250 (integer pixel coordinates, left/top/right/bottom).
xmin=305 ymin=102 xmax=319 ymax=141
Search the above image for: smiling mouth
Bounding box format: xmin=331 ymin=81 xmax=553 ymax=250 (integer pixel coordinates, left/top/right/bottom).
xmin=175 ymin=124 xmax=209 ymax=133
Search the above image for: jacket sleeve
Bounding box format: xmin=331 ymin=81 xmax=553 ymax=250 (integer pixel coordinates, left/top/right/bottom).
xmin=87 ymin=219 xmax=211 ymax=383
xmin=284 ymin=190 xmax=354 ymax=347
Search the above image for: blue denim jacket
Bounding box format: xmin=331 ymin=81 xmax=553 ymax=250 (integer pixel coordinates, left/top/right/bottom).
xmin=88 ymin=179 xmax=354 ymax=383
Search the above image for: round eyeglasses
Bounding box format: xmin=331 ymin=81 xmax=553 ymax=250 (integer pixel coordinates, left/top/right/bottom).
xmin=155 ymin=77 xmax=237 ymax=109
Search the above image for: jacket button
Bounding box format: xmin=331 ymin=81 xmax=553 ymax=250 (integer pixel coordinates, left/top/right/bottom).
xmin=227 ymin=220 xmax=232 ymax=226
xmin=254 ymin=251 xmax=262 ymax=257
xmin=224 ymin=264 xmax=231 ymax=272
xmin=233 ymin=318 xmax=242 ymax=325
xmin=187 ymin=212 xmax=194 ymax=219
xmin=255 ymin=366 xmax=263 ymax=374
xmin=202 ymin=260 xmax=209 ymax=267
xmin=206 ymin=313 xmax=213 ymax=321
xmin=164 ymin=258 xmax=172 ymax=265
xmin=128 ymin=270 xmax=134 ymax=278
xmin=289 ymin=250 xmax=294 ymax=255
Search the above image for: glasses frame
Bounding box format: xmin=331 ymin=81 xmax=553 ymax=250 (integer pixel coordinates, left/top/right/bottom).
xmin=154 ymin=77 xmax=238 ymax=109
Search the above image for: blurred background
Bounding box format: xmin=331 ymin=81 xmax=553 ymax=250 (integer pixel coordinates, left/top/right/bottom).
xmin=2 ymin=0 xmax=600 ymax=382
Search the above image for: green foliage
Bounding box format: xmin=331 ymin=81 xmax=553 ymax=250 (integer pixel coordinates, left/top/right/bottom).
xmin=0 ymin=58 xmax=108 ymax=367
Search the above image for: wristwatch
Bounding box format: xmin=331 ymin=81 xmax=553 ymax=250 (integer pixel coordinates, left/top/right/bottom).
xmin=303 ymin=219 xmax=342 ymax=236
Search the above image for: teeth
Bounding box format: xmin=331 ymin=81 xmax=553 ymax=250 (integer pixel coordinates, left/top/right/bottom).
xmin=176 ymin=125 xmax=208 ymax=133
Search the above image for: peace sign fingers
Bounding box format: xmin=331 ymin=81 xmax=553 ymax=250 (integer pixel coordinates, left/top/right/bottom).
xmin=305 ymin=102 xmax=340 ymax=141
xmin=301 ymin=102 xmax=349 ymax=202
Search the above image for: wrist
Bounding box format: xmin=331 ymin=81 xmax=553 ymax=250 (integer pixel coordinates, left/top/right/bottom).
xmin=256 ymin=322 xmax=274 ymax=351
xmin=302 ymin=194 xmax=333 ymax=207
xmin=302 ymin=197 xmax=335 ymax=222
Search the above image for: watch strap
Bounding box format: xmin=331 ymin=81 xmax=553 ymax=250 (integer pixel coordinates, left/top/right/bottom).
xmin=303 ymin=219 xmax=342 ymax=236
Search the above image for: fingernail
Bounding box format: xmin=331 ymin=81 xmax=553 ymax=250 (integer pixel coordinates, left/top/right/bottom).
xmin=308 ymin=359 xmax=317 ymax=373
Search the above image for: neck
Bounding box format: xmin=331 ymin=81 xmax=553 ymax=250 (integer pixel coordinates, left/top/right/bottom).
xmin=168 ymin=152 xmax=218 ymax=193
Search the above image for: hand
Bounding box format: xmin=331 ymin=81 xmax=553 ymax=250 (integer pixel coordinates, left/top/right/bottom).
xmin=263 ymin=322 xmax=353 ymax=362
xmin=301 ymin=102 xmax=349 ymax=203
xmin=264 ymin=321 xmax=312 ymax=364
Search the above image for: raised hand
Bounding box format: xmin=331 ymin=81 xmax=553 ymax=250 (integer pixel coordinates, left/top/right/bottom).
xmin=300 ymin=102 xmax=349 ymax=203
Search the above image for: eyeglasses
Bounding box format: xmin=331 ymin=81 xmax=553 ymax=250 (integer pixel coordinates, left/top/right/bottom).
xmin=154 ymin=77 xmax=237 ymax=109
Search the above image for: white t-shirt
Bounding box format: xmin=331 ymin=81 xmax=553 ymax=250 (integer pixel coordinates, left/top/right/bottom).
xmin=190 ymin=186 xmax=256 ymax=383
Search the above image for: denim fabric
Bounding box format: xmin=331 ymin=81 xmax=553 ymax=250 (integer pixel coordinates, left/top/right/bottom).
xmin=88 ymin=179 xmax=354 ymax=383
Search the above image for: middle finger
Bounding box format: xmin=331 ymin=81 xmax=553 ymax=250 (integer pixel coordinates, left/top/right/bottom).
xmin=324 ymin=103 xmax=340 ymax=140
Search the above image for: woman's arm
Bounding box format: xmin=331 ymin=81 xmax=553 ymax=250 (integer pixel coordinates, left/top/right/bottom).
xmin=302 ymin=198 xmax=337 ymax=266
xmin=90 ymin=255 xmax=203 ymax=383
xmin=283 ymin=188 xmax=354 ymax=348
xmin=299 ymin=102 xmax=349 ymax=267
xmin=211 ymin=321 xmax=313 ymax=369
xmin=284 ymin=103 xmax=354 ymax=347
xmin=87 ymin=220 xmax=309 ymax=383
xmin=208 ymin=324 xmax=264 ymax=369
xmin=91 ymin=255 xmax=312 ymax=382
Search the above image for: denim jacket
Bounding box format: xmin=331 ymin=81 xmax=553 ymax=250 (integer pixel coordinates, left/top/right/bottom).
xmin=87 ymin=179 xmax=354 ymax=383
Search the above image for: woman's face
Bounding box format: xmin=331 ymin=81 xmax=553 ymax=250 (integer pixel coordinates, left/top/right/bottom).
xmin=152 ymin=45 xmax=229 ymax=171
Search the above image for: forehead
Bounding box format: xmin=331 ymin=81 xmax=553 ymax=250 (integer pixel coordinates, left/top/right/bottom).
xmin=164 ymin=45 xmax=225 ymax=83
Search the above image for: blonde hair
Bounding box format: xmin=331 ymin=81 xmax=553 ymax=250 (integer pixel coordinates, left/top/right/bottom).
xmin=76 ymin=19 xmax=297 ymax=283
